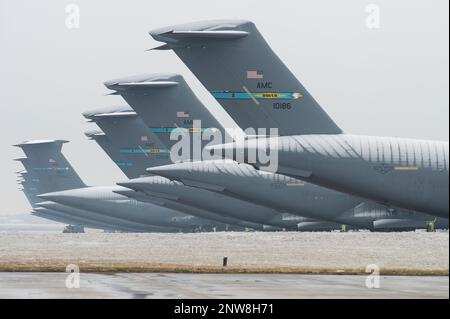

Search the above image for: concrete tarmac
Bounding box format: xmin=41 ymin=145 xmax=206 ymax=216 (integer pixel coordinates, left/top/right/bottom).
xmin=0 ymin=273 xmax=448 ymax=299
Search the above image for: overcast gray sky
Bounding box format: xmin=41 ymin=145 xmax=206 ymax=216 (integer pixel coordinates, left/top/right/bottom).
xmin=0 ymin=0 xmax=448 ymax=215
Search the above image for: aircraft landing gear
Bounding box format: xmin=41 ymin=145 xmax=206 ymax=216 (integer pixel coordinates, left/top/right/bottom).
xmin=62 ymin=225 xmax=85 ymax=233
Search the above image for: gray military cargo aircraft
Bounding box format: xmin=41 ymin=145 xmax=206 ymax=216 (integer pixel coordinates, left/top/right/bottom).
xmin=15 ymin=145 xmax=118 ymax=231
xmin=119 ymin=175 xmax=302 ymax=230
xmin=81 ymin=105 xmax=297 ymax=230
xmin=17 ymin=168 xmax=122 ymax=231
xmin=14 ymin=144 xmax=165 ymax=232
xmin=35 ymin=107 xmax=267 ymax=231
xmin=102 ymin=77 xmax=333 ymax=230
xmin=149 ymin=19 xmax=449 ymax=219
xmin=16 ymin=140 xmax=217 ymax=232
xmin=213 ymin=135 xmax=448 ymax=219
xmin=39 ymin=185 xmax=220 ymax=232
xmin=81 ymin=108 xmax=269 ymax=231
xmin=105 ymin=73 xmax=445 ymax=230
xmin=147 ymin=160 xmax=448 ymax=231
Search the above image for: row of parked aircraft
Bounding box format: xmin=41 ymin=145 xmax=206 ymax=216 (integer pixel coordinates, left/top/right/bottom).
xmin=15 ymin=20 xmax=449 ymax=233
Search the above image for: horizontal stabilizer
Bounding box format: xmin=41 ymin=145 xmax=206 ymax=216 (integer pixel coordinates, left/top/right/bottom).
xmin=14 ymin=140 xmax=68 ymax=148
xmin=159 ymin=30 xmax=249 ymax=41
xmin=105 ymin=91 xmax=121 ymax=96
xmin=93 ymin=111 xmax=137 ymax=119
xmin=84 ymin=130 xmax=106 ymax=139
xmin=104 ymin=74 xmax=180 ymax=92
xmin=82 ymin=105 xmax=134 ymax=119
xmin=150 ymin=20 xmax=251 ymax=45
xmin=147 ymin=44 xmax=172 ymax=51
xmin=117 ymin=81 xmax=179 ymax=89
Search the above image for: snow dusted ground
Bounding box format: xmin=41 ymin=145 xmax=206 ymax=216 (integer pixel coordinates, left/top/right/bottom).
xmin=0 ymin=231 xmax=448 ymax=273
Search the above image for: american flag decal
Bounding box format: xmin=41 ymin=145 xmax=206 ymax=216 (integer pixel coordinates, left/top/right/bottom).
xmin=177 ymin=111 xmax=190 ymax=118
xmin=247 ymin=70 xmax=264 ymax=79
xmin=141 ymin=136 xmax=149 ymax=142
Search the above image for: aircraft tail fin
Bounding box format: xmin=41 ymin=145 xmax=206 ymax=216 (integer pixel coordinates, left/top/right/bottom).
xmin=83 ymin=106 xmax=173 ymax=179
xmin=150 ymin=20 xmax=342 ymax=136
xmin=104 ymin=73 xmax=231 ymax=160
xmin=14 ymin=140 xmax=87 ymax=194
